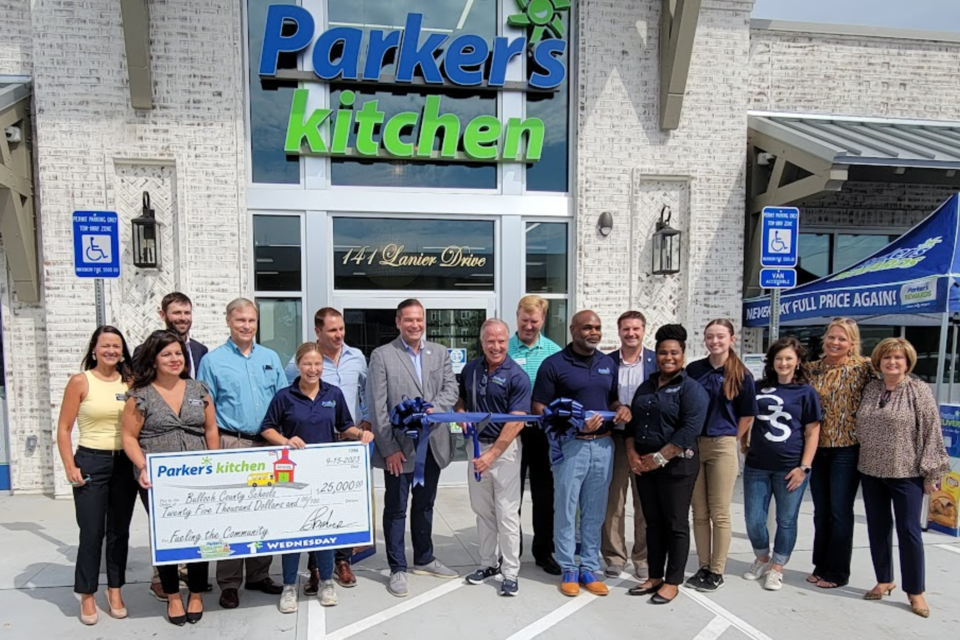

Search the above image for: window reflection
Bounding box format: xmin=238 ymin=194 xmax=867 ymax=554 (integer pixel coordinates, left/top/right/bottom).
xmin=525 ymin=10 xmax=569 ymax=193
xmin=541 ymin=299 xmax=568 ymax=347
xmin=798 ymin=233 xmax=830 ymax=284
xmin=248 ymin=0 xmax=300 ymax=184
xmin=835 ymin=234 xmax=900 ymax=273
xmin=254 ymin=215 xmax=302 ymax=291
xmin=257 ymin=298 xmax=302 ymax=367
xmin=525 ymin=222 xmax=568 ymax=293
xmin=333 ymin=217 xmax=495 ymax=290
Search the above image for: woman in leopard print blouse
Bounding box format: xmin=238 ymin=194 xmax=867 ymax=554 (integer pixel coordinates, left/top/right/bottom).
xmin=806 ymin=318 xmax=875 ymax=588
xmin=856 ymin=338 xmax=949 ymax=618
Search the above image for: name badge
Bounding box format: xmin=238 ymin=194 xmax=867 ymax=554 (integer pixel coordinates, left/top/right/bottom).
xmin=514 ymin=357 xmax=527 ymax=366
xmin=187 ymin=398 xmax=205 ymax=407
xmin=115 ymin=393 xmax=126 ymax=402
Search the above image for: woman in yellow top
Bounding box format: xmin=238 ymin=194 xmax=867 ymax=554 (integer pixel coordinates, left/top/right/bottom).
xmin=806 ymin=318 xmax=876 ymax=588
xmin=56 ymin=326 xmax=138 ymax=625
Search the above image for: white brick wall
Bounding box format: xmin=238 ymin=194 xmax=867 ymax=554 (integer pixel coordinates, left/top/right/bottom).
xmin=0 ymin=0 xmax=31 ymax=75
xmin=577 ymin=0 xmax=755 ymax=357
xmin=0 ymin=0 xmax=248 ymax=494
xmin=750 ymin=27 xmax=960 ymax=120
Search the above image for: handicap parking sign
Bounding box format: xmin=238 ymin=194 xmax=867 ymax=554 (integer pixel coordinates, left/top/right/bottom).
xmin=73 ymin=211 xmax=120 ymax=278
xmin=760 ymin=207 xmax=799 ymax=268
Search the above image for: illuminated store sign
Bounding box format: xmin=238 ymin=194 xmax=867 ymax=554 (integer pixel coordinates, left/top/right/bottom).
xmin=259 ymin=4 xmax=569 ymax=163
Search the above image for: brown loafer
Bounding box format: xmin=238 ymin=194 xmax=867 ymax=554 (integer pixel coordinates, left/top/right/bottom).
xmin=219 ymin=588 xmax=239 ymax=609
xmin=149 ymin=582 xmax=168 ymax=601
xmin=304 ymin=568 xmax=320 ymax=595
xmin=245 ymin=577 xmax=283 ymax=595
xmin=335 ymin=560 xmax=357 ymax=588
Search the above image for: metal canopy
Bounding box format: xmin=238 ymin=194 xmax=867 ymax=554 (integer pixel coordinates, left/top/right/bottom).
xmin=745 ymin=112 xmax=960 ymax=298
xmin=0 ymin=77 xmax=39 ymax=303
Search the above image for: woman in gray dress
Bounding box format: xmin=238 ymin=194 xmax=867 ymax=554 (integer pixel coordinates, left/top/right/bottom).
xmin=122 ymin=330 xmax=219 ymax=626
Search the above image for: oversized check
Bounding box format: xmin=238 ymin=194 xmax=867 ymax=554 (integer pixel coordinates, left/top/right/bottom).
xmin=146 ymin=443 xmax=373 ymax=565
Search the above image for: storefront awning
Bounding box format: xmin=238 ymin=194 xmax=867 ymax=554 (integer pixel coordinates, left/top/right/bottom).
xmin=0 ymin=77 xmax=39 ymax=303
xmin=748 ymin=112 xmax=960 ymax=214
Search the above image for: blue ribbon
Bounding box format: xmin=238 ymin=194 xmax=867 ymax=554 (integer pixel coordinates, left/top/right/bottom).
xmin=390 ymin=399 xmax=619 ymax=478
xmin=389 ymin=397 xmax=435 ymax=487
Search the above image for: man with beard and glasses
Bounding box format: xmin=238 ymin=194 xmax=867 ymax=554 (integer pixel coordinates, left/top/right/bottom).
xmin=532 ymin=311 xmax=631 ymax=598
xmin=133 ymin=292 xmax=210 ymax=602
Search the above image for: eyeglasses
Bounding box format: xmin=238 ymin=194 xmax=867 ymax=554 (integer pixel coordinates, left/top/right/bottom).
xmin=879 ymin=389 xmax=892 ymax=408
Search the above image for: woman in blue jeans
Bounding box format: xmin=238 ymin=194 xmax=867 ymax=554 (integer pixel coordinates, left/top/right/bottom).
xmin=742 ymin=337 xmax=822 ymax=591
xmin=261 ymin=342 xmax=374 ymax=612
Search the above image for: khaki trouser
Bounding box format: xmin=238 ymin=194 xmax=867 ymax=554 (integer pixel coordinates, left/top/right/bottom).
xmin=468 ymin=439 xmax=522 ymax=580
xmin=601 ymin=435 xmax=647 ymax=570
xmin=691 ymin=435 xmax=739 ymax=574
xmin=216 ymin=433 xmax=273 ymax=590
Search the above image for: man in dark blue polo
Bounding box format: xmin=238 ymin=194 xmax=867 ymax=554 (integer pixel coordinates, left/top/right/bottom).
xmin=455 ymin=318 xmax=531 ymax=597
xmin=532 ymin=310 xmax=632 ymax=598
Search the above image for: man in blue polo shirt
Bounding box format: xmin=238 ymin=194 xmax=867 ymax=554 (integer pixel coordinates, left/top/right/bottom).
xmin=197 ymin=298 xmax=289 ymax=610
xmin=456 ymin=318 xmax=531 ymax=597
xmin=532 ymin=310 xmax=631 ymax=598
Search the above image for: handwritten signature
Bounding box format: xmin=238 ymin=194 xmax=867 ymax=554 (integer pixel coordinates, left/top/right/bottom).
xmin=299 ymin=506 xmax=356 ymax=532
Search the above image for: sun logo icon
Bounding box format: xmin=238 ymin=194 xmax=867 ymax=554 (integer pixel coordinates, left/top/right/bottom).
xmin=201 ymin=456 xmax=212 ymax=466
xmin=507 ymin=0 xmax=570 ymax=45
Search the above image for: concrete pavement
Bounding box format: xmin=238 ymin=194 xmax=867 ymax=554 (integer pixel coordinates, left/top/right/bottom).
xmin=1 ymin=479 xmax=959 ymax=639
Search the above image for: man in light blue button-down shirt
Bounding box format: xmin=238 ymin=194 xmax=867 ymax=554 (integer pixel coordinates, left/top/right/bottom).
xmin=283 ymin=307 xmax=370 ymax=590
xmin=196 ymin=298 xmax=288 ymax=608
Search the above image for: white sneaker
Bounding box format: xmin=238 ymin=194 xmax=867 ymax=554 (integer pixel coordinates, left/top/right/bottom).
xmin=764 ymin=569 xmax=784 ymax=591
xmin=743 ymin=558 xmax=770 ymax=581
xmin=319 ymin=579 xmax=338 ymax=606
xmin=279 ymin=585 xmax=298 ymax=613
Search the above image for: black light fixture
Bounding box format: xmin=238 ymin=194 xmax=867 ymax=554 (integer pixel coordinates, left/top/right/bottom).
xmin=132 ymin=191 xmax=160 ymax=269
xmin=597 ymin=211 xmax=614 ymax=237
xmin=652 ymin=205 xmax=681 ymax=275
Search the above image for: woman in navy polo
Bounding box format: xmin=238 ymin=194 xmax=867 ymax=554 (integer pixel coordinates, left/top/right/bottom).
xmin=742 ymin=337 xmax=821 ymax=591
xmin=625 ymin=324 xmax=709 ymax=605
xmin=261 ymin=342 xmax=374 ymax=613
xmin=685 ymin=319 xmax=758 ymax=592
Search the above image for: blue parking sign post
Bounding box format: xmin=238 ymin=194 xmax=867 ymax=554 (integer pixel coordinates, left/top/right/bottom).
xmin=73 ymin=211 xmax=121 ymax=327
xmin=760 ymin=207 xmax=800 ymax=344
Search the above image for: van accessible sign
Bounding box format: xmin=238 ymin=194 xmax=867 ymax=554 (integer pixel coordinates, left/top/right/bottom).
xmin=259 ymin=4 xmax=568 ymax=163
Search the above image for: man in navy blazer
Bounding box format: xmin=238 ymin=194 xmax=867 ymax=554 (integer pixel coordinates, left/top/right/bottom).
xmin=601 ymin=310 xmax=655 ymax=581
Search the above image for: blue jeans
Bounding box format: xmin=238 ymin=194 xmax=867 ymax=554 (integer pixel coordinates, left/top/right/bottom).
xmin=552 ymin=437 xmax=614 ymax=574
xmin=743 ymin=465 xmax=809 ymax=567
xmin=810 ymin=445 xmax=860 ymax=585
xmin=382 ymin=448 xmax=442 ymax=573
xmin=282 ymin=550 xmax=334 ymax=586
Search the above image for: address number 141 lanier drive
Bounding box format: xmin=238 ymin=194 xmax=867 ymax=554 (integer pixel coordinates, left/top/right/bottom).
xmin=145 ymin=443 xmax=373 ymax=565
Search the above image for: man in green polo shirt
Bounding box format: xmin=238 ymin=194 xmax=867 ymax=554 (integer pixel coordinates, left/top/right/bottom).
xmin=508 ymin=295 xmax=563 ymax=575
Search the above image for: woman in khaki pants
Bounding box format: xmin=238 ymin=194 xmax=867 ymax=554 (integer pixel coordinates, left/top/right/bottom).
xmin=684 ymin=320 xmax=758 ymax=592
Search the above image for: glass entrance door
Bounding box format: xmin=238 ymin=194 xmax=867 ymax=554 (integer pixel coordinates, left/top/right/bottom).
xmin=333 ymin=295 xmax=497 ymax=485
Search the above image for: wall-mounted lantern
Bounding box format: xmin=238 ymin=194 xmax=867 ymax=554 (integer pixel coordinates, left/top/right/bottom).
xmin=652 ymin=205 xmax=681 ymax=275
xmin=131 ymin=191 xmax=160 ymax=269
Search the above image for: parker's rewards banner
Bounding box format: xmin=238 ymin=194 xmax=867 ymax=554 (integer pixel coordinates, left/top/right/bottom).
xmin=146 ymin=443 xmax=373 ymax=565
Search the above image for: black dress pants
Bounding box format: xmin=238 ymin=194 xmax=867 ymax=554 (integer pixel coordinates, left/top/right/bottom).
xmin=520 ymin=426 xmax=555 ymax=560
xmin=861 ymin=474 xmax=926 ymax=595
xmin=72 ymin=447 xmax=139 ymax=594
xmin=635 ymin=454 xmax=699 ymax=585
xmin=138 ymin=488 xmax=210 ymax=594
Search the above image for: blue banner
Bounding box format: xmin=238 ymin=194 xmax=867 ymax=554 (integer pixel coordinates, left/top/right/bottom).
xmin=744 ymin=194 xmax=960 ymax=327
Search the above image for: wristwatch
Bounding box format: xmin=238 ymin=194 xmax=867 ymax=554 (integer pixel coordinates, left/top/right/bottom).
xmin=800 ymin=465 xmax=812 ymax=474
xmin=652 ymin=452 xmax=668 ymax=468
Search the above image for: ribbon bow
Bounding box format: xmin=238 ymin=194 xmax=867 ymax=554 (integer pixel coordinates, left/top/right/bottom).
xmin=540 ymin=398 xmax=618 ymax=464
xmin=389 ymin=397 xmax=435 ymax=487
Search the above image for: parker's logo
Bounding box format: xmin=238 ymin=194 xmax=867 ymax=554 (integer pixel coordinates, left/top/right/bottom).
xmin=508 ymin=0 xmax=571 ymax=44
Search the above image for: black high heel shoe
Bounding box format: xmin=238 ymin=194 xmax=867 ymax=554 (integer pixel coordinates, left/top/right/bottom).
xmin=186 ymin=594 xmax=204 ymax=624
xmin=166 ymin=598 xmax=187 ymax=626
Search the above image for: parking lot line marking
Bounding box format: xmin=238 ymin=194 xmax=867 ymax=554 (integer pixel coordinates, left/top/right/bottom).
xmin=324 ymin=579 xmax=466 ymax=640
xmin=503 ymin=575 xmax=629 ymax=640
xmin=693 ymin=616 xmax=732 ymax=640
xmin=307 ymin=596 xmax=327 ymax=639
xmin=681 ymin=587 xmax=775 ymax=640
xmin=934 ymin=543 xmax=960 ymax=556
